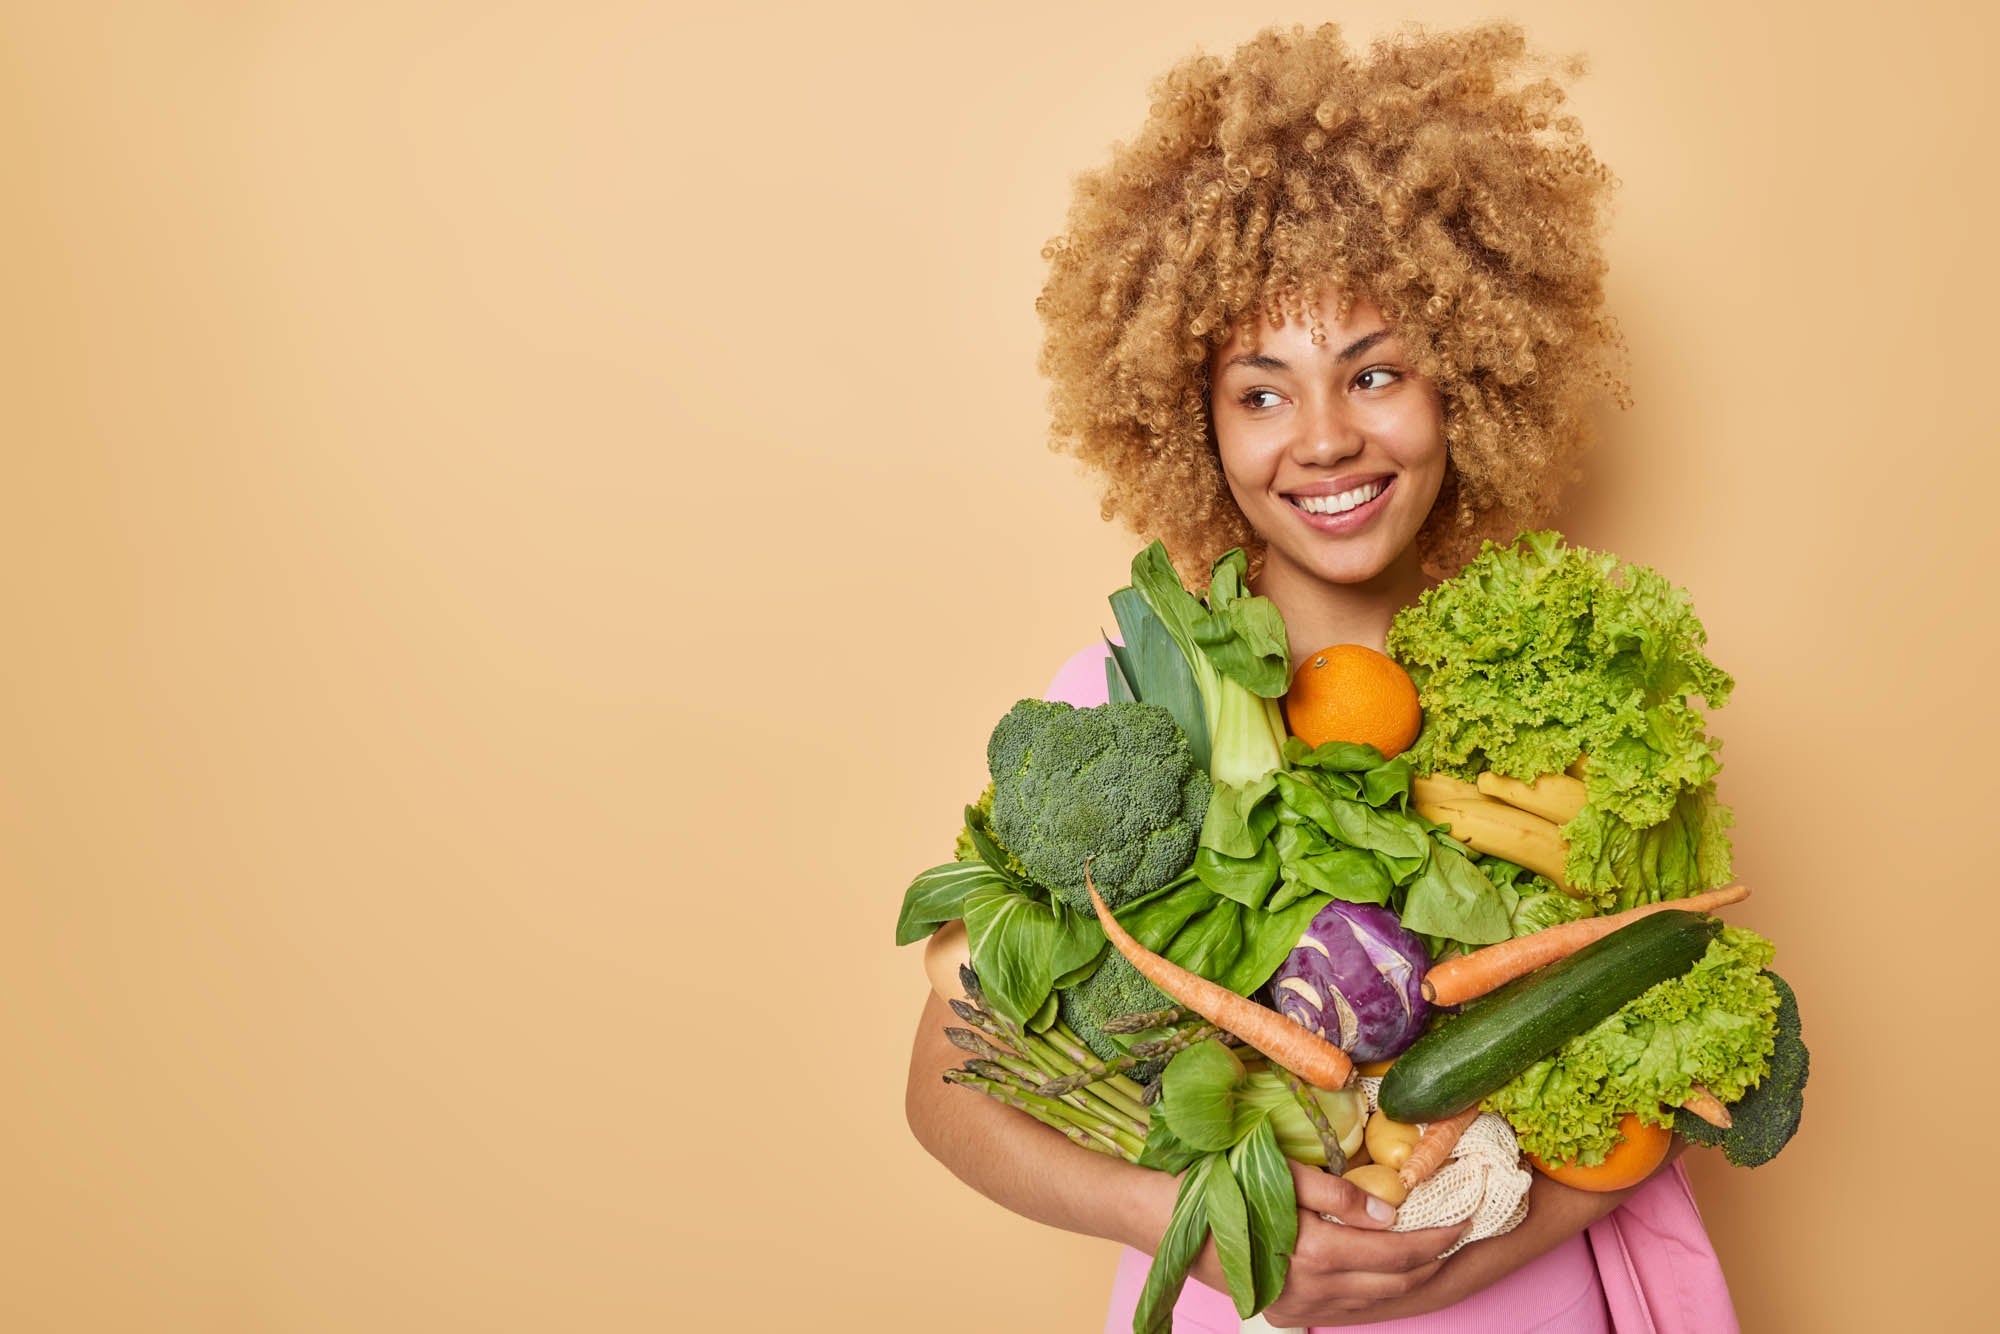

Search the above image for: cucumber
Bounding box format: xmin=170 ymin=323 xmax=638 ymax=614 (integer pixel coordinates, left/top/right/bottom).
xmin=1378 ymin=910 xmax=1720 ymax=1123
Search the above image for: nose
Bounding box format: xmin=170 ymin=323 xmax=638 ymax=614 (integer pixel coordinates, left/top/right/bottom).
xmin=1291 ymin=390 xmax=1365 ymax=467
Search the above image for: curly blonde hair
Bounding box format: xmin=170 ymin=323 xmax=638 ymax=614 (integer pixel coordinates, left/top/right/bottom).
xmin=1037 ymin=21 xmax=1628 ymax=577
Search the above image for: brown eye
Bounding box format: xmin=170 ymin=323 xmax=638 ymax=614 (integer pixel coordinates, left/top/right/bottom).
xmin=1239 ymin=389 xmax=1283 ymax=410
xmin=1354 ymin=367 xmax=1401 ymax=391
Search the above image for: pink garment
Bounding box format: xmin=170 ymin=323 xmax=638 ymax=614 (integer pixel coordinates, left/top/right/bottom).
xmin=1105 ymin=1231 xmax=1609 ymax=1333
xmin=1042 ymin=644 xmax=1740 ymax=1333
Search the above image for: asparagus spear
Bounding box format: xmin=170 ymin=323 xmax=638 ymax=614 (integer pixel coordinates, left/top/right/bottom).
xmin=943 ymin=1070 xmax=1144 ymax=1160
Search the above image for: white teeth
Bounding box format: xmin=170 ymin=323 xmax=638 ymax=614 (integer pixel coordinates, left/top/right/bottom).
xmin=1294 ymin=480 xmax=1386 ymax=514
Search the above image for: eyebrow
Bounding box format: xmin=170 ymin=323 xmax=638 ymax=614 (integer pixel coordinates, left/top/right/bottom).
xmin=1220 ymin=328 xmax=1395 ymax=373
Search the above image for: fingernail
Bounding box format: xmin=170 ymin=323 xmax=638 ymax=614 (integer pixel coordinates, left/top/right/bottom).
xmin=1366 ymin=1197 xmax=1396 ymax=1222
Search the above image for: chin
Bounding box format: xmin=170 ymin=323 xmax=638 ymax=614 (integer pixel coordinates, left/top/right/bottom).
xmin=1304 ymin=553 xmax=1401 ymax=585
xmin=1289 ymin=532 xmax=1419 ymax=586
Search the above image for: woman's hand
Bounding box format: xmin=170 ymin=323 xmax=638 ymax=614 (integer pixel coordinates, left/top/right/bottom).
xmin=1220 ymin=1163 xmax=1464 ymax=1325
xmin=908 ymin=992 xmax=1461 ymax=1324
xmin=1296 ymin=1141 xmax=1689 ymax=1326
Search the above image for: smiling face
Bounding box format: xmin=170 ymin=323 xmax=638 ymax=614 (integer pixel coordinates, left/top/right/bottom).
xmin=1208 ymin=296 xmax=1449 ymax=596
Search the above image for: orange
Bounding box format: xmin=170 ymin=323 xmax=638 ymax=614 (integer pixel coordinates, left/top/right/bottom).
xmin=1283 ymin=644 xmax=1423 ymax=758
xmin=1526 ymin=1113 xmax=1672 ymax=1192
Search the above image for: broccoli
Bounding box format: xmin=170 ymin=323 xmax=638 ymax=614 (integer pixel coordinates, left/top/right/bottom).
xmin=1674 ymin=970 xmax=1808 ymax=1167
xmin=986 ymin=698 xmax=1209 ymax=916
xmin=1058 ymin=950 xmax=1173 ymax=1080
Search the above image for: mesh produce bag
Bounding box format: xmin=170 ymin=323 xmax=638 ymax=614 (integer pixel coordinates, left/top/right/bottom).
xmin=1355 ymin=1076 xmax=1531 ymax=1248
xmin=1243 ymin=1079 xmax=1531 ymax=1334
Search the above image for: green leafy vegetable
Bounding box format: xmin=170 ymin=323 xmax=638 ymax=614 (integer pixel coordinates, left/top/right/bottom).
xmin=1107 ymin=584 xmax=1211 ymax=769
xmin=1127 ymin=543 xmax=1289 ymax=810
xmin=1231 ymin=1118 xmax=1299 ymax=1311
xmin=1203 ymin=1149 xmax=1257 ymax=1317
xmin=1135 ymin=1156 xmax=1217 ymax=1334
xmin=1095 ymin=871 xmax=1334 ymax=1001
xmin=1136 ymin=1110 xmax=1203 ymax=1176
xmin=1401 ymin=843 xmax=1514 ymax=944
xmin=959 ymin=880 xmax=1106 ymax=1026
xmin=1237 ymin=1073 xmax=1362 ymax=1167
xmin=1160 ymin=1041 xmax=1255 ymax=1151
xmin=894 ymin=860 xmax=1007 ymax=947
xmin=1136 ymin=1050 xmax=1322 ymax=1325
xmin=1264 ymin=738 xmax=1512 ymax=949
xmin=1482 ymin=857 xmax=1594 ymax=937
xmin=1387 ymin=531 xmax=1736 ymax=906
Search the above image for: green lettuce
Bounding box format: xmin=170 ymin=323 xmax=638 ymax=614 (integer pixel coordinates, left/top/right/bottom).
xmin=1386 ymin=531 xmax=1735 ymax=906
xmin=1483 ymin=926 xmax=1779 ymax=1166
xmin=1478 ymin=857 xmax=1595 ymax=937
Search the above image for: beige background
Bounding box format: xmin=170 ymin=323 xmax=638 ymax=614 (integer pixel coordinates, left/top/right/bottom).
xmin=4 ymin=1 xmax=1995 ymax=1329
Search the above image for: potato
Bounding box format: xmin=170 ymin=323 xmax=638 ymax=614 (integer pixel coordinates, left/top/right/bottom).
xmin=1342 ymin=1163 xmax=1409 ymax=1207
xmin=1365 ymin=1110 xmax=1423 ymax=1170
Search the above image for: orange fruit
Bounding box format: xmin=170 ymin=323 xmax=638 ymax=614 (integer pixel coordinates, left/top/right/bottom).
xmin=1526 ymin=1113 xmax=1672 ymax=1192
xmin=1283 ymin=644 xmax=1423 ymax=758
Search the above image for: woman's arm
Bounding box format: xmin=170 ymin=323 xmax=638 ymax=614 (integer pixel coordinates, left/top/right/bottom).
xmin=904 ymin=990 xmax=1168 ymax=1247
xmin=905 ymin=990 xmax=1464 ymax=1315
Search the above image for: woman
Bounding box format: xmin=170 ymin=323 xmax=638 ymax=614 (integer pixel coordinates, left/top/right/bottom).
xmin=906 ymin=22 xmax=1735 ymax=1330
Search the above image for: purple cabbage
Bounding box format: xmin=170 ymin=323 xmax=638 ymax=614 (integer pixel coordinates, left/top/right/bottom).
xmin=1264 ymin=901 xmax=1430 ymax=1063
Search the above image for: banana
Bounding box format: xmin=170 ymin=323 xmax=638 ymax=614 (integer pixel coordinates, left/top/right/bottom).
xmin=1565 ymin=754 xmax=1590 ymax=781
xmin=1411 ymin=794 xmax=1503 ymax=826
xmin=1475 ymin=771 xmax=1588 ymax=825
xmin=1414 ymin=797 xmax=1572 ymax=892
xmin=1412 ymin=773 xmax=1483 ymax=806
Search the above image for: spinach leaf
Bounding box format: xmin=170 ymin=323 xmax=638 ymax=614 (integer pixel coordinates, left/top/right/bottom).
xmin=1284 ymin=737 xmax=1413 ymax=807
xmin=1201 ymin=773 xmax=1280 ymax=859
xmin=1216 ymin=891 xmax=1332 ymax=997
xmin=1401 ymin=843 xmax=1512 ymax=945
xmin=1117 ymin=875 xmax=1217 ymax=953
xmin=1162 ymin=900 xmax=1246 ymax=984
xmin=1275 ymin=772 xmax=1430 ymax=863
xmin=1274 ymin=820 xmax=1396 ymax=907
xmin=1194 ymin=839 xmax=1281 ymax=909
xmin=1195 ymin=550 xmax=1291 ymax=698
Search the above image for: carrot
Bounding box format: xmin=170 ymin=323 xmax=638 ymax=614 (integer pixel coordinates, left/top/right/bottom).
xmin=1083 ymin=866 xmax=1354 ymax=1090
xmin=1397 ymin=1106 xmax=1479 ymax=1191
xmin=1421 ymin=884 xmax=1751 ymax=1006
xmin=1679 ymin=1084 xmax=1734 ymax=1130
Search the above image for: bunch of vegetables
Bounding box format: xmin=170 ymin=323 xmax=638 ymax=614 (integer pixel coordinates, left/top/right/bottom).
xmin=896 ymin=535 xmax=1809 ymax=1332
xmin=1388 ymin=530 xmax=1738 ymax=908
xmin=1383 ymin=533 xmax=1808 ymax=1170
